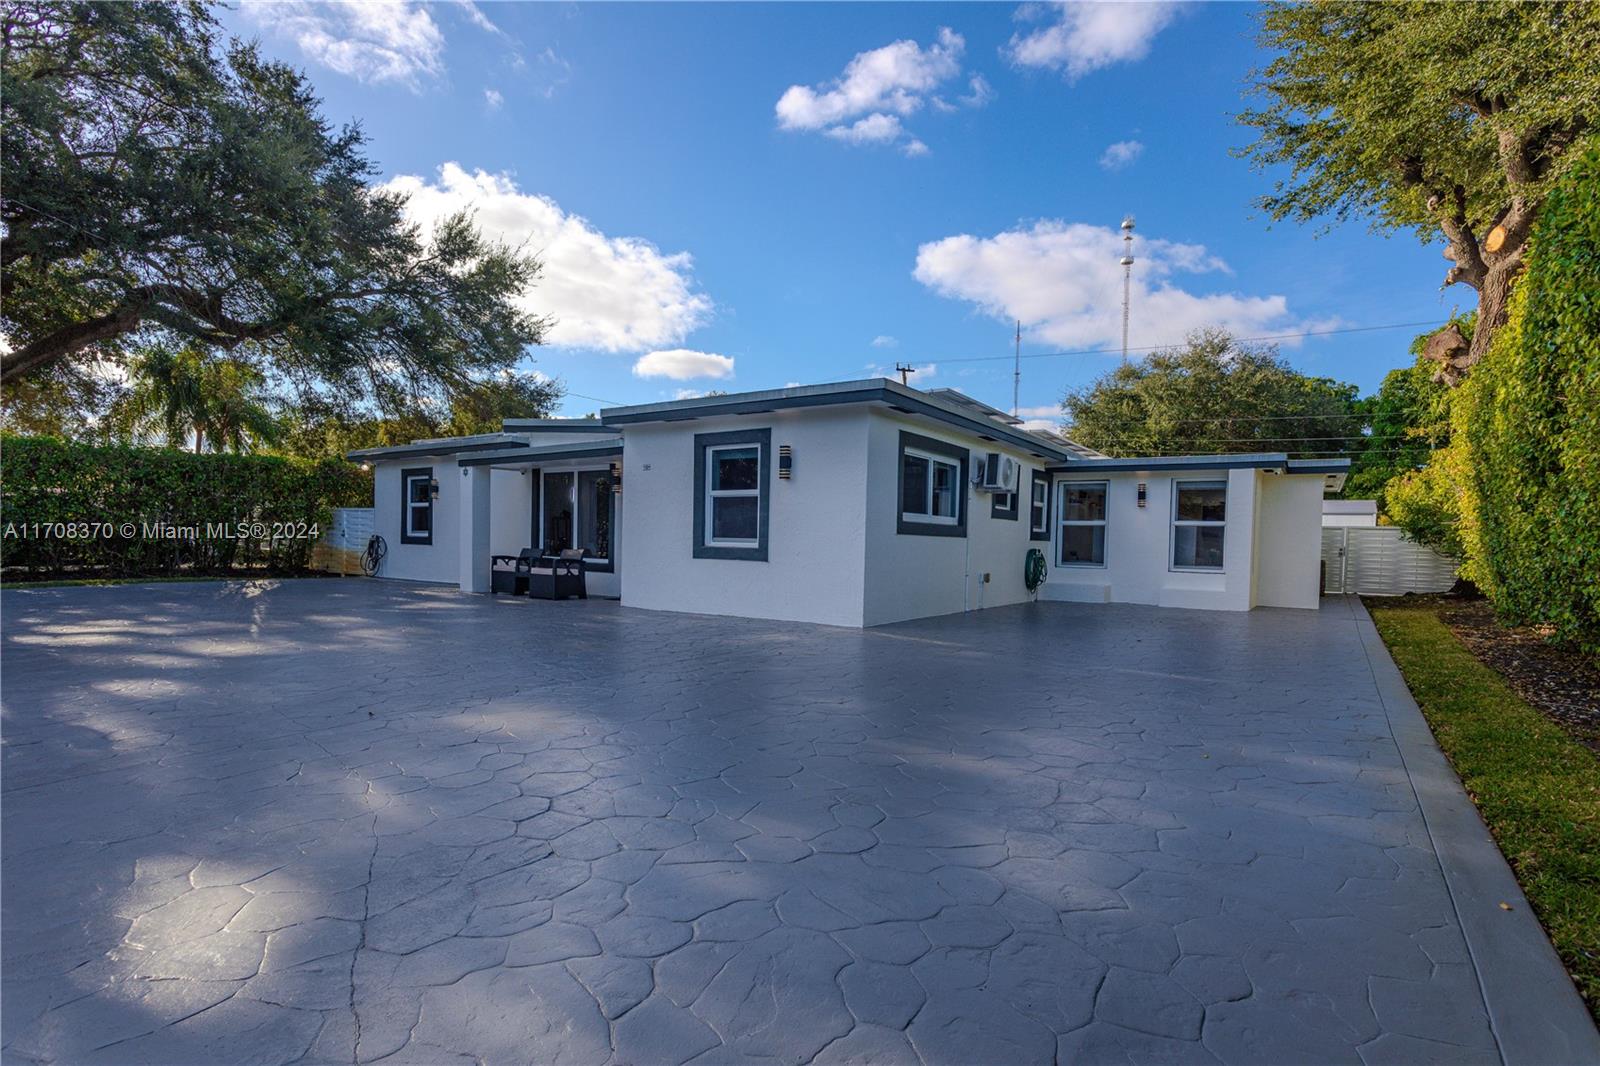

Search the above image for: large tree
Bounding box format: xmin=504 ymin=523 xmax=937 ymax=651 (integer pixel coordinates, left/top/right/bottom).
xmin=1 ymin=1 xmax=548 ymax=409
xmin=1060 ymin=328 xmax=1363 ymax=459
xmin=1238 ymin=2 xmax=1600 ymax=383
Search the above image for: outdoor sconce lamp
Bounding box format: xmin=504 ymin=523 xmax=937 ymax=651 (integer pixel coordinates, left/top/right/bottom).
xmin=430 ymin=477 xmax=441 ymax=500
xmin=1137 ymin=483 xmax=1147 ymax=507
xmin=610 ymin=461 xmax=622 ymax=494
xmin=359 ymin=461 xmax=371 ymax=472
xmin=778 ymin=444 xmax=793 ymax=480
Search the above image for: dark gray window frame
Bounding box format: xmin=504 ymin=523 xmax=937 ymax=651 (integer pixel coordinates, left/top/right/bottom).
xmin=399 ymin=466 xmax=434 ymax=545
xmin=693 ymin=428 xmax=771 ymax=561
xmin=1029 ymin=468 xmax=1051 ymax=541
xmin=990 ymin=461 xmax=1019 ymax=521
xmin=897 ymin=431 xmax=968 ymax=538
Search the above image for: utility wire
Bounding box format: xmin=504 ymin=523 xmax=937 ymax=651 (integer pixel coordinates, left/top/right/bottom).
xmin=903 ymin=319 xmax=1446 ymax=368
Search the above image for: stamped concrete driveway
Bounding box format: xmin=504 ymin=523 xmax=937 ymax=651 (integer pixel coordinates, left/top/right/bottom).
xmin=1 ymin=581 xmax=1588 ymax=1064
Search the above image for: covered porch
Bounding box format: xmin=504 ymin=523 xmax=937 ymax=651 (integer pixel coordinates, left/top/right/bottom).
xmin=456 ymin=439 xmax=624 ymax=599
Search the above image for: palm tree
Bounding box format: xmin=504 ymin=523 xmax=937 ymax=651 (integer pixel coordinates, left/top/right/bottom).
xmin=116 ymin=345 xmax=280 ymax=452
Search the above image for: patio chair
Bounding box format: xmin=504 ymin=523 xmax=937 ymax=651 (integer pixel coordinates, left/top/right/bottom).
xmin=490 ymin=549 xmax=534 ymax=595
xmin=527 ymin=548 xmax=587 ymax=601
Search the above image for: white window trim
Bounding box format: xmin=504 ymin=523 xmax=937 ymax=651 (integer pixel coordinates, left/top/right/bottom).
xmin=1057 ymin=480 xmax=1108 ymax=568
xmin=404 ymin=474 xmax=432 ymax=539
xmin=1171 ymin=479 xmax=1227 ymax=572
xmin=705 ymin=443 xmax=761 ymax=547
xmin=1029 ymin=478 xmax=1049 ymax=535
xmin=901 ymin=447 xmax=961 ymax=525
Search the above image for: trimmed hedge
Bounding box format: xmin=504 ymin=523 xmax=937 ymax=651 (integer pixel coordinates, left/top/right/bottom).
xmin=1457 ymin=145 xmax=1600 ymax=655
xmin=1 ymin=436 xmax=371 ymax=577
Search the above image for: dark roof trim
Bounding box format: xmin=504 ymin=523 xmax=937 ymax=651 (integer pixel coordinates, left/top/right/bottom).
xmin=601 ymin=379 xmax=1070 ymax=460
xmin=499 ymin=419 xmax=620 ymax=434
xmin=458 ymin=443 xmax=623 ymax=467
xmin=1287 ymin=458 xmax=1353 ymax=475
xmin=347 ymin=439 xmax=516 ymax=462
xmin=1045 ymin=453 xmax=1352 ymax=475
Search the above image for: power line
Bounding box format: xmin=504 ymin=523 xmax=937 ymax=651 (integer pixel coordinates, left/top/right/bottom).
xmin=900 ymin=319 xmax=1447 ymax=369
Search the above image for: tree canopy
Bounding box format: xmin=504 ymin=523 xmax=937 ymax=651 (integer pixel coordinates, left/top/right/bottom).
xmin=0 ymin=1 xmax=548 ymax=411
xmin=1060 ymin=329 xmax=1363 ymax=460
xmin=1341 ymin=322 xmax=1458 ymax=507
xmin=1238 ymin=2 xmax=1600 ymax=380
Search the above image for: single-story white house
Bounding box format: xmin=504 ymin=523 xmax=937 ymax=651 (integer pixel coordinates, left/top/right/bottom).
xmin=347 ymin=378 xmax=1347 ymax=627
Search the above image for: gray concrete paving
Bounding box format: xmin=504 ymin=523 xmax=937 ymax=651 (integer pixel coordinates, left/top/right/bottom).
xmin=0 ymin=581 xmax=1587 ymax=1064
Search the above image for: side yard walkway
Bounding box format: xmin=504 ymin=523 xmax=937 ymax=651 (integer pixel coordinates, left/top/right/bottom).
xmin=2 ymin=581 xmax=1595 ymax=1065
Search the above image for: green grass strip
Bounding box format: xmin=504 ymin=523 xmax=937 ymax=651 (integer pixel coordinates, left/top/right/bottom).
xmin=1370 ymin=606 xmax=1600 ymax=1023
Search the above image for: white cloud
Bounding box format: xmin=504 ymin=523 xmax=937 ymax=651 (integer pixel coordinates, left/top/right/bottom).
xmin=484 ymin=87 xmax=504 ymax=110
xmin=824 ymin=113 xmax=906 ymax=145
xmin=1015 ymin=404 xmax=1062 ymax=419
xmin=871 ymin=335 xmax=900 ymax=349
xmin=383 ymin=163 xmax=712 ymax=352
xmin=776 ymin=29 xmax=983 ymax=155
xmin=960 ymin=74 xmax=997 ymax=108
xmin=913 ymin=220 xmax=1295 ymax=352
xmin=1008 ymin=2 xmax=1184 ymax=81
xmin=633 ymin=349 xmax=735 ymax=381
xmin=1099 ymin=139 xmax=1143 ymax=170
xmin=245 ymin=1 xmax=446 ymax=89
xmin=453 ymin=0 xmax=506 ymax=38
xmin=1019 ymin=418 xmax=1059 ymax=433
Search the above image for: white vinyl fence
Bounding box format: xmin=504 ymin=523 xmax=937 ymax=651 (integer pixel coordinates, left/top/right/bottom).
xmin=311 ymin=507 xmax=375 ymax=575
xmin=1321 ymin=525 xmax=1457 ymax=596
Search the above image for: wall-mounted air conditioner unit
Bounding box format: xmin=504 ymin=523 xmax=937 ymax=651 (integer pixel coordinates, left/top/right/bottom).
xmin=974 ymin=452 xmax=1018 ymax=494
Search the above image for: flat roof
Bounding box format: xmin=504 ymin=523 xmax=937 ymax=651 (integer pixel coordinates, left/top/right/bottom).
xmin=346 ymin=434 xmax=527 ymax=462
xmin=1324 ymin=499 xmax=1378 ymax=514
xmin=457 ymin=440 xmax=624 ymax=467
xmin=1045 ymin=453 xmax=1351 ymax=476
xmin=499 ymin=419 xmax=620 ymax=434
xmin=600 ymin=378 xmax=1076 ymax=460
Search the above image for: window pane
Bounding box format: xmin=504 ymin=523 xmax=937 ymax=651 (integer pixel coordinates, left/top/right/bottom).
xmin=712 ymin=446 xmax=759 ymax=491
xmin=931 ymin=460 xmax=958 ymax=518
xmin=901 ymin=454 xmax=929 ymax=514
xmin=1174 ymin=524 xmax=1225 ymax=568
xmin=1062 ymin=484 xmax=1106 ymax=521
xmin=543 ymin=472 xmax=574 ymax=551
xmin=1060 ymin=525 xmax=1104 ymax=565
xmin=409 ymin=503 xmax=430 ymax=534
xmin=408 ymin=477 xmax=430 ymax=504
xmin=578 ymin=470 xmax=611 ymax=559
xmin=1176 ymin=482 xmax=1226 ymax=522
xmin=712 ymin=496 xmax=759 ymax=541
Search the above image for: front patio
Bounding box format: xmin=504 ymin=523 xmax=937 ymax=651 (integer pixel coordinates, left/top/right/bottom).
xmin=2 ymin=581 xmax=1592 ymax=1064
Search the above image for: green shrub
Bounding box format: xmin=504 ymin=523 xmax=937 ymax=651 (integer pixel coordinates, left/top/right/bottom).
xmin=0 ymin=435 xmax=371 ymax=577
xmin=1457 ymin=144 xmax=1600 ymax=653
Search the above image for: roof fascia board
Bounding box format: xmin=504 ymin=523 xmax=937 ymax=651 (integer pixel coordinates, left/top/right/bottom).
xmin=458 ymin=443 xmax=624 ymax=467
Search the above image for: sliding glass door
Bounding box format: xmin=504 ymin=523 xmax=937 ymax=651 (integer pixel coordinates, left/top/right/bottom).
xmin=539 ymin=469 xmax=613 ymax=567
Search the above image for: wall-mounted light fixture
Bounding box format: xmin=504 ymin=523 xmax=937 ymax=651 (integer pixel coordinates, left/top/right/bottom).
xmin=359 ymin=461 xmax=371 ymax=472
xmin=778 ymin=444 xmax=793 ymax=480
xmin=1137 ymin=482 xmax=1147 ymax=508
xmin=432 ymin=477 xmax=442 ymax=499
xmin=610 ymin=461 xmax=623 ymax=495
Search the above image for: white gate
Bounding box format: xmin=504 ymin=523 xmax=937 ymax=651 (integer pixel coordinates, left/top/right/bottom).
xmin=1321 ymin=525 xmax=1457 ymax=595
xmin=311 ymin=507 xmax=375 ymax=575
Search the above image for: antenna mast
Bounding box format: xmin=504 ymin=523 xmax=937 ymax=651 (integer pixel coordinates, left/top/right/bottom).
xmin=1119 ymin=216 xmax=1135 ymax=362
xmin=1012 ymin=320 xmax=1021 ymax=417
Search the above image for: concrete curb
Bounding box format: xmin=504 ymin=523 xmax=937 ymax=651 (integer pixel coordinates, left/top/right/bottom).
xmin=1352 ymin=597 xmax=1600 ymax=1065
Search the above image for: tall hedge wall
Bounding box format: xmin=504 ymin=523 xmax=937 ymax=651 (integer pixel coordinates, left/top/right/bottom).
xmin=0 ymin=436 xmax=372 ymax=577
xmin=1456 ymin=145 xmax=1600 ymax=654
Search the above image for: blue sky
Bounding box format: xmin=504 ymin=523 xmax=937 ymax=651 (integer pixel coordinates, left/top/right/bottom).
xmin=225 ymin=2 xmax=1471 ymax=425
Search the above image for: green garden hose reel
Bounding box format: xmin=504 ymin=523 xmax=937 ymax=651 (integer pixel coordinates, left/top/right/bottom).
xmin=1024 ymin=548 xmax=1048 ymax=593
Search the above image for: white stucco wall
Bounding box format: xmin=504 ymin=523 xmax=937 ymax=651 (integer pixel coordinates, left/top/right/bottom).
xmin=619 ymin=409 xmax=870 ymax=627
xmin=489 ymin=468 xmax=533 ymax=558
xmin=1040 ymin=467 xmax=1262 ymax=611
xmin=372 ymin=460 xmax=459 ymax=584
xmin=1252 ymin=473 xmax=1324 ymax=609
xmin=860 ymin=411 xmax=1047 ymax=627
